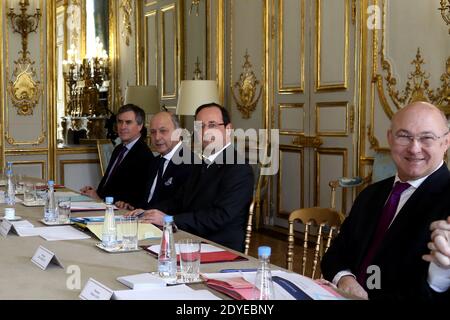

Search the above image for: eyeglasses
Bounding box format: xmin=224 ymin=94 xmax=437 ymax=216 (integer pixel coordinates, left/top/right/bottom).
xmin=194 ymin=122 xmax=225 ymax=130
xmin=394 ymin=131 xmax=449 ymax=147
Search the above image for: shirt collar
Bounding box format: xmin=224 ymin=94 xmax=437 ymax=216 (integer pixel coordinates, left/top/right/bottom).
xmin=123 ymin=135 xmax=141 ymax=150
xmin=162 ymin=141 xmax=183 ymax=161
xmin=205 ymin=142 xmax=232 ymax=164
xmin=394 ymin=160 xmax=444 ymax=189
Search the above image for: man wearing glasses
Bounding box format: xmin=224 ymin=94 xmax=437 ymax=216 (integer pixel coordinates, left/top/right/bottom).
xmin=128 ymin=103 xmax=254 ymax=252
xmin=321 ymin=101 xmax=450 ymax=301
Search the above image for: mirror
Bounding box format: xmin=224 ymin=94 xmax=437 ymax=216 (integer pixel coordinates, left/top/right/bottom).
xmin=55 ymin=0 xmax=117 ymax=147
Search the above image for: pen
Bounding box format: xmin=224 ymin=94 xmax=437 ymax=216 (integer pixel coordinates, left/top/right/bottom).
xmin=135 ymin=210 xmax=145 ymax=218
xmin=219 ymin=268 xmax=257 ymax=273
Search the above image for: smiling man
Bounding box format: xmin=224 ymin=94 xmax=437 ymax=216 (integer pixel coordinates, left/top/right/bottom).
xmin=80 ymin=104 xmax=154 ymax=207
xmin=128 ymin=103 xmax=254 ymax=252
xmin=321 ymin=101 xmax=450 ymax=301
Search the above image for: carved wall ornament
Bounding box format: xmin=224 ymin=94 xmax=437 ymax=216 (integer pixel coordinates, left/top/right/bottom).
xmin=7 ymin=0 xmax=42 ymax=116
xmin=438 ymin=0 xmax=450 ymax=34
xmin=378 ymin=48 xmax=450 ymax=116
xmin=120 ymin=0 xmax=133 ymax=46
xmin=231 ymin=51 xmax=263 ymax=119
xmin=193 ymin=57 xmax=203 ymax=80
xmin=189 ymin=0 xmax=201 ymax=16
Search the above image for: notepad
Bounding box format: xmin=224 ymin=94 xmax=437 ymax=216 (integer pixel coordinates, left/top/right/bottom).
xmin=70 ymin=202 xmax=118 ymax=211
xmin=112 ymin=285 xmax=221 ymax=300
xmin=117 ymin=273 xmax=167 ymax=290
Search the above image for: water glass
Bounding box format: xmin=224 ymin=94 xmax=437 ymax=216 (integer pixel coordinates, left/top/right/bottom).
xmin=57 ymin=197 xmax=71 ymax=223
xmin=178 ymin=239 xmax=201 ymax=282
xmin=35 ymin=186 xmax=47 ymax=205
xmin=119 ymin=216 xmax=138 ymax=250
xmin=23 ymin=183 xmax=36 ymax=203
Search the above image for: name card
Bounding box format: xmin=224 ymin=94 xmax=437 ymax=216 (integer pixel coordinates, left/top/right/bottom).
xmin=79 ymin=278 xmax=114 ymax=300
xmin=31 ymin=245 xmax=64 ymax=270
xmin=0 ymin=219 xmax=12 ymax=238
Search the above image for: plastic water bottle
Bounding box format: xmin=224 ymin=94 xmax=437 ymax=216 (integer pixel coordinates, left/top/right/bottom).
xmin=102 ymin=197 xmax=117 ymax=249
xmin=44 ymin=180 xmax=57 ymax=222
xmin=5 ymin=169 xmax=16 ymax=206
xmin=252 ymin=246 xmax=275 ymax=300
xmin=158 ymin=215 xmax=177 ymax=283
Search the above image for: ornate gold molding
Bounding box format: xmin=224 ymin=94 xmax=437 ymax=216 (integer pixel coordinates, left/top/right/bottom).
xmin=7 ymin=0 xmax=43 ymax=116
xmin=120 ymin=0 xmax=133 ymax=46
xmin=438 ymin=0 xmax=450 ymax=34
xmin=292 ymin=135 xmax=323 ymax=149
xmin=378 ymin=47 xmax=450 ymax=115
xmin=231 ymin=51 xmax=263 ymax=119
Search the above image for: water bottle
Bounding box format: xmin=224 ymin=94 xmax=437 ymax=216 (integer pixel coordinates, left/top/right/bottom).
xmin=44 ymin=180 xmax=57 ymax=222
xmin=5 ymin=169 xmax=15 ymax=206
xmin=102 ymin=197 xmax=117 ymax=249
xmin=158 ymin=215 xmax=177 ymax=283
xmin=252 ymin=246 xmax=275 ymax=300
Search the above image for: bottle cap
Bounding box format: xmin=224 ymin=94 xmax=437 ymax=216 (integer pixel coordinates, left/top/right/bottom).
xmin=48 ymin=180 xmax=54 ymax=186
xmin=258 ymin=246 xmax=271 ymax=257
xmin=6 ymin=169 xmax=12 ymax=175
xmin=105 ymin=197 xmax=114 ymax=204
xmin=164 ymin=215 xmax=174 ymax=223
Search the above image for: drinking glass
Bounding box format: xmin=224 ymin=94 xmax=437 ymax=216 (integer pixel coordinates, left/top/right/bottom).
xmin=178 ymin=239 xmax=201 ymax=282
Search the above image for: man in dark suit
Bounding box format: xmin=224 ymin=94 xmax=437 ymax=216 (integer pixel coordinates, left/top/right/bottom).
xmin=116 ymin=111 xmax=193 ymax=210
xmin=128 ymin=103 xmax=254 ymax=252
xmin=321 ymin=101 xmax=450 ymax=300
xmin=80 ymin=104 xmax=154 ymax=207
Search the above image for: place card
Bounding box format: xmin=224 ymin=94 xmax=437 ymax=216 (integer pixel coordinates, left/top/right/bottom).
xmin=79 ymin=278 xmax=114 ymax=300
xmin=31 ymin=245 xmax=64 ymax=270
xmin=0 ymin=219 xmax=12 ymax=238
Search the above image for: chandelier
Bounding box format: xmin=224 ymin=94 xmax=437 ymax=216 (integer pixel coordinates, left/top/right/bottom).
xmin=62 ymin=38 xmax=110 ymax=117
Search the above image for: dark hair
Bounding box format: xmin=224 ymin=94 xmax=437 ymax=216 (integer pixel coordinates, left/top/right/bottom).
xmin=117 ymin=104 xmax=145 ymax=126
xmin=117 ymin=104 xmax=147 ymax=137
xmin=195 ymin=103 xmax=231 ymax=126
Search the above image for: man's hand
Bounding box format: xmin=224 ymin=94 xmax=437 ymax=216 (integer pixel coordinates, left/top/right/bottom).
xmin=115 ymin=201 xmax=134 ymax=210
xmin=423 ymin=217 xmax=450 ymax=268
xmin=337 ymin=275 xmax=369 ymax=300
xmin=79 ymin=186 xmax=100 ymax=199
xmin=127 ymin=209 xmax=166 ymax=226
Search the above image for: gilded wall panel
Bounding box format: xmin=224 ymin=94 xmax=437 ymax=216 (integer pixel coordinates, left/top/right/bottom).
xmin=278 ymin=0 xmax=304 ymax=93
xmin=316 ymin=0 xmax=348 ymax=90
xmin=315 ymin=148 xmax=347 ymax=214
xmin=279 ymin=103 xmax=305 ymax=135
xmin=278 ymin=147 xmax=304 ymax=215
xmin=229 ymin=0 xmax=265 ymax=129
xmin=144 ymin=10 xmax=158 ymax=85
xmin=315 ymin=102 xmax=348 ymax=136
xmin=160 ymin=3 xmax=177 ymax=99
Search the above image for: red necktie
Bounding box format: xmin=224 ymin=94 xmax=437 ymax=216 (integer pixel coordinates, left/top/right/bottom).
xmin=356 ymin=181 xmax=411 ymax=286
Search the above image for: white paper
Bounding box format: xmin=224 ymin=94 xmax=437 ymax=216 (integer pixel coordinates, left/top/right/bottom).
xmin=11 ymin=220 xmax=34 ymax=229
xmin=14 ymin=227 xmax=43 ymax=237
xmin=112 ymin=285 xmax=221 ymax=300
xmin=38 ymin=226 xmax=91 ymax=241
xmin=116 ymin=273 xmax=167 ymax=290
xmin=79 ymin=278 xmax=114 ymax=300
xmin=149 ymin=243 xmax=225 ymax=255
xmin=0 ymin=219 xmax=12 ymax=237
xmin=30 ymin=245 xmax=64 ymax=270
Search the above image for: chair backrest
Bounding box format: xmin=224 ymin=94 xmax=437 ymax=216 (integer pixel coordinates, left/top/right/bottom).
xmin=97 ymin=139 xmax=115 ymax=176
xmin=287 ymin=207 xmax=344 ymax=279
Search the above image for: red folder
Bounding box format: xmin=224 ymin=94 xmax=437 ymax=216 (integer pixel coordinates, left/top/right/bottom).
xmin=204 ymin=276 xmax=256 ymax=300
xmin=143 ymin=246 xmax=248 ymax=264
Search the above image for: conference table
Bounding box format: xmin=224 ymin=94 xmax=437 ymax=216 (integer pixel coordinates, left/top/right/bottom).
xmin=0 ymin=186 xmax=277 ymax=300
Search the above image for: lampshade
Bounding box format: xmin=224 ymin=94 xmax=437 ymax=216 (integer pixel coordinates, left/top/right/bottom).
xmin=176 ymin=80 xmax=220 ymax=116
xmin=124 ymin=85 xmax=160 ymax=114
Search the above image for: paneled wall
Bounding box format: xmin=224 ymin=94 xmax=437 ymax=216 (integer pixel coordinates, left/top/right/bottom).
xmin=1 ymin=0 xmax=449 ymax=230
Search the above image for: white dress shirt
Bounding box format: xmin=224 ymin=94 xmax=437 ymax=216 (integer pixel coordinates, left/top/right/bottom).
xmin=147 ymin=141 xmax=182 ymax=202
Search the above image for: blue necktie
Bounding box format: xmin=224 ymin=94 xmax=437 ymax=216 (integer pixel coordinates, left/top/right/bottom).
xmin=272 ymin=276 xmax=313 ymax=300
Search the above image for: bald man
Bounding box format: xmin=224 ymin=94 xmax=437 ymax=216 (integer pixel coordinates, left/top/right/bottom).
xmin=321 ymin=102 xmax=450 ymax=301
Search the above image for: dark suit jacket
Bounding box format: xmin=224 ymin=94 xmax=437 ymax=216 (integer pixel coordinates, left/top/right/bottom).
xmin=321 ymin=164 xmax=450 ymax=301
xmin=153 ymin=146 xmax=254 ymax=252
xmin=97 ymin=138 xmax=154 ymax=207
xmin=137 ymin=144 xmax=194 ymax=209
